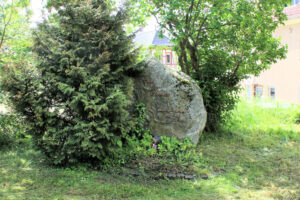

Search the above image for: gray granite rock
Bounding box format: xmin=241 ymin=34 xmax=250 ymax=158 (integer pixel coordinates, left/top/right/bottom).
xmin=133 ymin=58 xmax=207 ymax=144
xmin=184 ymin=175 xmax=197 ymax=180
xmin=167 ymin=174 xmax=177 ymax=179
xmin=176 ymin=173 xmax=185 ymax=179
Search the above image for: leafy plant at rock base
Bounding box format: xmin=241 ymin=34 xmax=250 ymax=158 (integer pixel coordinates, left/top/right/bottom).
xmin=1 ymin=0 xmax=140 ymax=166
xmin=129 ymin=0 xmax=289 ymax=132
xmin=131 ymin=103 xmax=201 ymax=165
xmin=109 ymin=103 xmax=202 ymax=174
xmin=157 ymin=137 xmax=201 ymax=166
xmin=128 ymin=135 xmax=203 ymax=176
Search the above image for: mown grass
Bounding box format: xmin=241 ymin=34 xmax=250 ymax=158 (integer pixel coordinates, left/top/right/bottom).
xmin=0 ymin=100 xmax=299 ymax=200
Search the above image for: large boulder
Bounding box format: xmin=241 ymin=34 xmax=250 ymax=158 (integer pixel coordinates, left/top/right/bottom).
xmin=133 ymin=58 xmax=207 ymax=144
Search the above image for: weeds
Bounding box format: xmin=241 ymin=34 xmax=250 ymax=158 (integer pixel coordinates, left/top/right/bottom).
xmin=222 ymin=99 xmax=300 ymax=143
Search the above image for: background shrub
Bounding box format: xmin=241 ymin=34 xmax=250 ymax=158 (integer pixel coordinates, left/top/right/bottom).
xmin=295 ymin=112 xmax=300 ymax=124
xmin=0 ymin=114 xmax=28 ymax=150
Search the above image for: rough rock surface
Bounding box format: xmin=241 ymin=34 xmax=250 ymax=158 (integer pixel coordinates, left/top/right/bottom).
xmin=133 ymin=58 xmax=207 ymax=144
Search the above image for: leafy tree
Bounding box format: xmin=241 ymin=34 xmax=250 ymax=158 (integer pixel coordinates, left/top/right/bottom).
xmin=1 ymin=0 xmax=139 ymax=165
xmin=0 ymin=0 xmax=31 ymax=63
xmin=0 ymin=0 xmax=31 ymax=147
xmin=130 ymin=0 xmax=289 ymax=131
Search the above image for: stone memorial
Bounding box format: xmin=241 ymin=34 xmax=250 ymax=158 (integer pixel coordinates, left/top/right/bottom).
xmin=133 ymin=58 xmax=207 ymax=144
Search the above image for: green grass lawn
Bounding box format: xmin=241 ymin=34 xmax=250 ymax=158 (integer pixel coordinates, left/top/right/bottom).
xmin=1 ymin=100 xmax=300 ymax=200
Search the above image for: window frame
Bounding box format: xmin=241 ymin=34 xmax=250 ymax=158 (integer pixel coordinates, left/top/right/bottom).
xmin=269 ymin=87 xmax=275 ymax=99
xmin=166 ymin=53 xmax=172 ymax=64
xmin=291 ymin=0 xmax=300 ymax=5
xmin=246 ymin=85 xmax=252 ymax=99
xmin=253 ymin=84 xmax=263 ymax=98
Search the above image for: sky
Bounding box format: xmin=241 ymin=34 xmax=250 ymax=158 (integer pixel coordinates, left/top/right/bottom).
xmin=30 ymin=0 xmax=46 ymax=26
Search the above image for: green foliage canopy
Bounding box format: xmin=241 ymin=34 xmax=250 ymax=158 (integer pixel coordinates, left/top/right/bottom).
xmin=130 ymin=0 xmax=289 ymax=131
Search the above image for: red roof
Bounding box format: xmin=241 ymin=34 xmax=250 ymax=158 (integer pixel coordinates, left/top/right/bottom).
xmin=284 ymin=4 xmax=300 ymax=19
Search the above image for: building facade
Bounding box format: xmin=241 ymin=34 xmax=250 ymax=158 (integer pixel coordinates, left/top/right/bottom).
xmin=242 ymin=3 xmax=300 ymax=104
xmin=134 ymin=31 xmax=178 ymax=67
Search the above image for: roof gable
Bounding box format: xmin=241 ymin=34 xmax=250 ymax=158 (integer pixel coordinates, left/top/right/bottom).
xmin=152 ymin=31 xmax=172 ymax=46
xmin=134 ymin=31 xmax=172 ymax=46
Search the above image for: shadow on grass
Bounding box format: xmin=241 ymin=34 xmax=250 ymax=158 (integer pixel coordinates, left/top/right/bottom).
xmin=0 ymin=148 xmax=226 ymax=200
xmin=1 ymin=136 xmax=299 ymax=200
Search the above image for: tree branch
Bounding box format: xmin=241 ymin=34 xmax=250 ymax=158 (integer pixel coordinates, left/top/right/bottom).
xmin=0 ymin=0 xmax=14 ymax=49
xmin=185 ymin=0 xmax=195 ymax=30
xmin=195 ymin=16 xmax=208 ymax=43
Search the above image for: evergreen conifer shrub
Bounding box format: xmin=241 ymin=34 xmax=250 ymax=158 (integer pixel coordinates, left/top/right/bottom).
xmin=1 ymin=0 xmax=139 ymax=165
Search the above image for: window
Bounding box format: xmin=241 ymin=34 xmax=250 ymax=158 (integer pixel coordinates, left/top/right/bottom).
xmin=246 ymin=85 xmax=252 ymax=99
xmin=298 ymin=88 xmax=300 ymax=104
xmin=291 ymin=0 xmax=300 ymax=5
xmin=166 ymin=53 xmax=171 ymax=64
xmin=254 ymin=85 xmax=263 ymax=98
xmin=158 ymin=55 xmax=161 ymax=62
xmin=269 ymin=87 xmax=275 ymax=99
